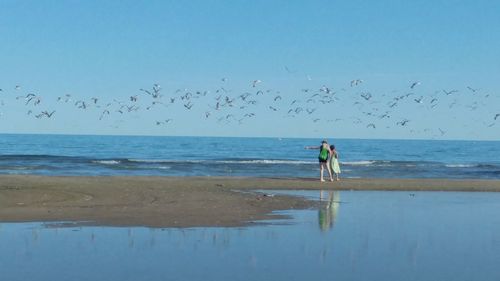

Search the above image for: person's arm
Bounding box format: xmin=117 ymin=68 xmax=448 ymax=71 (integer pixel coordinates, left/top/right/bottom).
xmin=304 ymin=146 xmax=320 ymax=150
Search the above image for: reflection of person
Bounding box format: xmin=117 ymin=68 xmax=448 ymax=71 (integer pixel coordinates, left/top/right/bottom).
xmin=305 ymin=140 xmax=333 ymax=182
xmin=329 ymin=145 xmax=341 ymax=181
xmin=318 ymin=190 xmax=340 ymax=232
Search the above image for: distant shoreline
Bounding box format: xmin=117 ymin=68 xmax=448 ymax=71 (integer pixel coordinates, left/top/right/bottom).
xmin=1 ymin=175 xmax=499 ymax=228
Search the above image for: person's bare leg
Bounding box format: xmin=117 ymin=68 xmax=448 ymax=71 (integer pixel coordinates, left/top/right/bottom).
xmin=326 ymin=164 xmax=334 ymax=181
xmin=320 ymin=164 xmax=325 ymax=182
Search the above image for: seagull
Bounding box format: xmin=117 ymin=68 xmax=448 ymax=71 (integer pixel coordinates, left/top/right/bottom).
xmin=184 ymin=102 xmax=193 ymax=109
xmin=466 ymin=86 xmax=478 ymax=93
xmin=494 ymin=113 xmax=500 ymax=120
xmin=18 ymin=93 xmax=35 ymax=100
xmin=126 ymin=105 xmax=139 ymax=112
xmin=360 ymin=92 xmax=372 ymax=100
xmin=414 ymin=96 xmax=424 ymax=103
xmin=25 ymin=95 xmax=41 ymax=106
xmin=153 ymin=83 xmax=161 ymax=91
xmin=397 ymin=119 xmax=410 ymax=126
xmin=252 ymin=80 xmax=262 ymax=87
xmin=57 ymin=94 xmax=72 ymax=103
xmin=75 ymin=100 xmax=87 ymax=109
xmin=155 ymin=119 xmax=172 ymax=125
xmin=320 ymin=85 xmax=332 ymax=94
xmin=443 ymin=89 xmax=458 ymax=96
xmin=42 ymin=110 xmax=56 ymax=118
xmin=350 ymin=79 xmax=363 ymax=87
xmin=379 ymin=112 xmax=391 ymax=119
xmin=367 ymin=123 xmax=376 ymax=129
xmin=284 ymin=66 xmax=295 ymax=73
xmin=99 ymin=110 xmax=110 ymax=120
xmin=410 ymin=82 xmax=421 ymax=89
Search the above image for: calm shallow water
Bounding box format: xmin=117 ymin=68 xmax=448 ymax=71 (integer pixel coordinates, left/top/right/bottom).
xmin=1 ymin=191 xmax=500 ymax=281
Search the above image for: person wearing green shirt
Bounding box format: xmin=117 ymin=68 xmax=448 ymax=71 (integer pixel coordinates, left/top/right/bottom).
xmin=305 ymin=139 xmax=334 ymax=182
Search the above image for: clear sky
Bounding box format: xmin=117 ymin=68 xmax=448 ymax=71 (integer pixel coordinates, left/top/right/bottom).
xmin=1 ymin=0 xmax=499 ymax=140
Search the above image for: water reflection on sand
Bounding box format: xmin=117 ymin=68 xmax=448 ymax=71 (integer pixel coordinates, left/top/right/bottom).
xmin=1 ymin=191 xmax=500 ymax=281
xmin=318 ymin=190 xmax=340 ymax=232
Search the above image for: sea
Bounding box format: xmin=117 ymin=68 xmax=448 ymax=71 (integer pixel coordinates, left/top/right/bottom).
xmin=0 ymin=134 xmax=498 ymax=179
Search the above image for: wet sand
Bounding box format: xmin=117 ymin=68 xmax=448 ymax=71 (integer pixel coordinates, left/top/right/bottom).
xmin=1 ymin=175 xmax=499 ymax=228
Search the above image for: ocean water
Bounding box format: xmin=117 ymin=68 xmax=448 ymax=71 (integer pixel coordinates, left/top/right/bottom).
xmin=0 ymin=134 xmax=499 ymax=179
xmin=1 ymin=191 xmax=500 ymax=281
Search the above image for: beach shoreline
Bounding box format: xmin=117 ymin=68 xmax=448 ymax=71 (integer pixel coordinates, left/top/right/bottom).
xmin=1 ymin=175 xmax=499 ymax=228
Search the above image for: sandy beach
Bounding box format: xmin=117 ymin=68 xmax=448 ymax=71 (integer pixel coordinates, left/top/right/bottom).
xmin=1 ymin=175 xmax=499 ymax=228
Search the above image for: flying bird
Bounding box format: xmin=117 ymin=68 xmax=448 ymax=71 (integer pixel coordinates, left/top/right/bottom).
xmin=397 ymin=119 xmax=410 ymax=126
xmin=99 ymin=110 xmax=110 ymax=120
xmin=410 ymin=82 xmax=421 ymax=89
xmin=360 ymin=92 xmax=372 ymax=100
xmin=41 ymin=110 xmax=56 ymax=118
xmin=184 ymin=102 xmax=193 ymax=110
xmin=466 ymin=86 xmax=478 ymax=93
xmin=350 ymin=79 xmax=363 ymax=87
xmin=443 ymin=89 xmax=458 ymax=96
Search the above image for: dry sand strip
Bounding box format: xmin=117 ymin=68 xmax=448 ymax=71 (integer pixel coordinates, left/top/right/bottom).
xmin=0 ymin=175 xmax=499 ymax=228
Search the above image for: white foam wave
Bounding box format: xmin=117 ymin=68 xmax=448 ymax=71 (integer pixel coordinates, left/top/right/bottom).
xmin=128 ymin=159 xmax=314 ymax=165
xmin=93 ymin=160 xmax=121 ymax=165
xmin=128 ymin=159 xmax=205 ymax=164
xmin=341 ymin=161 xmax=375 ymax=166
xmin=216 ymin=160 xmax=314 ymax=165
xmin=445 ymin=164 xmax=475 ymax=168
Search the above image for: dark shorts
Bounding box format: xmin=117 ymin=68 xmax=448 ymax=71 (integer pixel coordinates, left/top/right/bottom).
xmin=318 ymin=158 xmax=327 ymax=163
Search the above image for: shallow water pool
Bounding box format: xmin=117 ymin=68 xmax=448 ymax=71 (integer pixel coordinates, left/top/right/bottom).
xmin=1 ymin=190 xmax=500 ymax=281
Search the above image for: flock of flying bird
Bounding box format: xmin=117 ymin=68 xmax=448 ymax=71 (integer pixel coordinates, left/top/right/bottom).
xmin=0 ymin=77 xmax=499 ymax=137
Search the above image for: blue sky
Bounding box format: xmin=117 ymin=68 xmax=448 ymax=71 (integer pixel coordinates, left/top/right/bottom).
xmin=0 ymin=0 xmax=499 ymax=140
